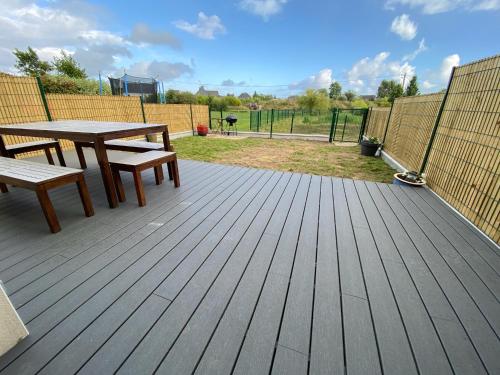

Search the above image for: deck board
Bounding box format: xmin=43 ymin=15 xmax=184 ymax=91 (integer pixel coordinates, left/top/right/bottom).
xmin=0 ymin=151 xmax=498 ymax=375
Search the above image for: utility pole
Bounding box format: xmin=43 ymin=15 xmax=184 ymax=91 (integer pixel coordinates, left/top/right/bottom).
xmin=401 ymin=72 xmax=407 ymax=89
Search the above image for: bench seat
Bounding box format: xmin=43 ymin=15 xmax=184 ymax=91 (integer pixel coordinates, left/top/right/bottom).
xmin=74 ymin=139 xmax=165 ymax=169
xmin=0 ymin=157 xmax=94 ymax=233
xmin=2 ymin=139 xmax=66 ymax=166
xmin=110 ymin=150 xmax=179 ymax=207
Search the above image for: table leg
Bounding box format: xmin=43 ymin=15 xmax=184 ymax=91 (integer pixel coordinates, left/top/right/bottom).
xmin=94 ymin=137 xmax=118 ymax=208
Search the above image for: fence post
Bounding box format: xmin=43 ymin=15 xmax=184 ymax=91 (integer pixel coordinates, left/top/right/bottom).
xmin=381 ymin=101 xmax=395 ymax=144
xmin=36 ymin=76 xmax=52 ymax=121
xmin=328 ymin=108 xmax=337 ymax=143
xmin=270 ymin=109 xmax=274 ymax=139
xmin=208 ymin=105 xmax=212 ymax=129
xmin=139 ymin=96 xmax=147 ymax=123
xmin=419 ymin=66 xmax=456 ymax=175
xmin=290 ymin=110 xmax=295 ymax=134
xmin=189 ymin=103 xmax=195 ymax=136
xmin=257 ymin=110 xmax=260 ymax=133
xmin=358 ymin=108 xmax=369 ymax=143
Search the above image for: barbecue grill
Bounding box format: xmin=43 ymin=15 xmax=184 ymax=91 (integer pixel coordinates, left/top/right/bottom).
xmin=225 ymin=114 xmax=238 ymax=136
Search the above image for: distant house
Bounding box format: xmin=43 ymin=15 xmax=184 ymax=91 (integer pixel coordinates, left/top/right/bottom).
xmin=196 ymin=86 xmax=219 ymax=97
xmin=360 ymin=95 xmax=376 ymax=101
xmin=239 ymin=92 xmax=251 ymax=99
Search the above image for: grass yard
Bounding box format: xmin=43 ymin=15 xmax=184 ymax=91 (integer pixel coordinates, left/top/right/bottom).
xmin=171 ymin=136 xmax=395 ymax=183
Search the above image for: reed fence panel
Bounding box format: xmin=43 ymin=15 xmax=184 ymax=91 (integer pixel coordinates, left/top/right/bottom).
xmin=364 ymin=107 xmax=390 ymax=140
xmin=0 ymin=75 xmax=51 ymax=157
xmin=383 ymin=93 xmax=444 ymax=171
xmin=425 ymin=55 xmax=500 ymax=243
xmin=143 ymin=103 xmax=192 ymax=133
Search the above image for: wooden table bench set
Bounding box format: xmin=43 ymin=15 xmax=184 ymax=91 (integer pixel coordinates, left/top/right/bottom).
xmin=0 ymin=121 xmax=180 ymax=233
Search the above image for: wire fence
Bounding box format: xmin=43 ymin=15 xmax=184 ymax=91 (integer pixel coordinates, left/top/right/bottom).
xmin=210 ymin=108 xmax=368 ymax=142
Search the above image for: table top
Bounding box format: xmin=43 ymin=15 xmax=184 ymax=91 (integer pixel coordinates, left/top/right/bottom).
xmin=0 ymin=120 xmax=167 ymax=141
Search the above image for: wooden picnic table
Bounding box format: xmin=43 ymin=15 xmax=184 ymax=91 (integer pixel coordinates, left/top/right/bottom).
xmin=0 ymin=120 xmax=171 ymax=209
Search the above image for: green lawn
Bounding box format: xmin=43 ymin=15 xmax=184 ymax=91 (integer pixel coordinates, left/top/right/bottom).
xmin=171 ymin=136 xmax=395 ymax=183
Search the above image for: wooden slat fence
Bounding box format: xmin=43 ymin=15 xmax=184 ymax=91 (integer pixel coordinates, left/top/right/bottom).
xmin=425 ymin=55 xmax=499 ymax=243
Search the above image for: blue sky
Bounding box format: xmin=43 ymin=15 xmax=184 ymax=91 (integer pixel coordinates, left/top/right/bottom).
xmin=0 ymin=0 xmax=498 ymax=96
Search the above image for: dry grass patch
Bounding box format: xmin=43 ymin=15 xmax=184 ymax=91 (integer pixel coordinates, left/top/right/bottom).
xmin=171 ymin=136 xmax=395 ymax=183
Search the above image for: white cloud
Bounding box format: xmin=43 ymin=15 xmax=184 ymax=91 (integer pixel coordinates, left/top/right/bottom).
xmin=289 ymin=68 xmax=333 ymax=90
xmin=391 ymin=14 xmax=417 ymax=40
xmin=472 ymin=0 xmax=500 ymax=10
xmin=122 ymin=60 xmax=193 ymax=81
xmin=422 ymin=80 xmax=436 ymax=89
xmin=239 ymin=0 xmax=288 ymax=20
xmin=129 ymin=23 xmax=181 ymax=49
xmin=403 ymin=38 xmax=427 ymax=61
xmin=440 ymin=53 xmax=460 ymax=82
xmin=385 ymin=0 xmax=499 ymax=14
xmin=174 ymin=12 xmax=225 ymax=40
xmin=347 ymin=52 xmax=416 ymax=92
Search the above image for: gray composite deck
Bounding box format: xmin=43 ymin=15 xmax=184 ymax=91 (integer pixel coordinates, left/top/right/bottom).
xmin=0 ymin=150 xmax=499 ymax=375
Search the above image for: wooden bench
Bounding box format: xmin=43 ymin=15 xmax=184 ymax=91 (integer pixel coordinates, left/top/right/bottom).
xmin=74 ymin=139 xmax=164 ymax=169
xmin=0 ymin=137 xmax=66 ymax=166
xmin=109 ymin=151 xmax=179 ymax=207
xmin=0 ymin=157 xmax=94 ymax=233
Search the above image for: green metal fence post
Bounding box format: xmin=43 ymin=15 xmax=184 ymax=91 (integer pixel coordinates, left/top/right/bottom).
xmin=332 ymin=108 xmax=340 ymax=141
xmin=290 ymin=110 xmax=295 ymax=134
xmin=139 ymin=96 xmax=147 ymax=124
xmin=36 ymin=76 xmax=52 ymax=121
xmin=208 ymin=105 xmax=212 ymax=129
xmin=358 ymin=108 xmax=369 ymax=143
xmin=341 ymin=112 xmax=348 ymax=141
xmin=328 ymin=108 xmax=337 ymax=143
xmin=189 ymin=103 xmax=195 ymax=136
xmin=270 ymin=109 xmax=274 ymax=139
xmin=419 ymin=66 xmax=456 ymax=175
xmin=381 ymin=101 xmax=395 ymax=144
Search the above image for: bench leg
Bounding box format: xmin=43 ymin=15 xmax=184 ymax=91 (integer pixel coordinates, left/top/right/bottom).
xmin=171 ymin=159 xmax=180 ymax=188
xmin=36 ymin=188 xmax=61 ymax=233
xmin=75 ymin=142 xmax=87 ymax=169
xmin=76 ymin=175 xmax=94 ymax=217
xmin=0 ymin=183 xmax=8 ymax=193
xmin=54 ymin=142 xmax=66 ymax=167
xmin=44 ymin=148 xmax=55 ymax=165
xmin=167 ymin=162 xmax=173 ymax=181
xmin=133 ymin=170 xmax=146 ymax=207
xmin=113 ymin=169 xmax=126 ymax=202
xmin=154 ymin=166 xmax=163 ymax=185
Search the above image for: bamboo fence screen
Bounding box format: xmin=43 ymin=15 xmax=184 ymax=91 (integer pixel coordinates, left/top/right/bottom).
xmin=425 ymin=56 xmax=499 ymax=243
xmin=0 ymin=75 xmax=209 ymax=152
xmin=0 ymin=75 xmax=51 ymax=157
xmin=382 ymin=93 xmax=444 ymax=172
xmin=143 ymin=103 xmax=208 ymax=133
xmin=364 ymin=107 xmax=390 ymax=140
xmin=363 ymin=55 xmax=499 ymax=243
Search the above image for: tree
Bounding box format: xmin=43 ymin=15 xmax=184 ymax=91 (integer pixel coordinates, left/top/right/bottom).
xmin=53 ymin=51 xmax=87 ymax=79
xmin=344 ymin=90 xmax=356 ymax=101
xmin=13 ymin=47 xmax=52 ymax=76
xmin=405 ymin=75 xmax=419 ymax=96
xmin=388 ymin=83 xmax=404 ymax=103
xmin=297 ymin=89 xmax=330 ymax=113
xmin=377 ymin=80 xmax=393 ymax=98
xmin=329 ymin=82 xmax=342 ymax=99
xmin=377 ymin=79 xmax=404 ymax=102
